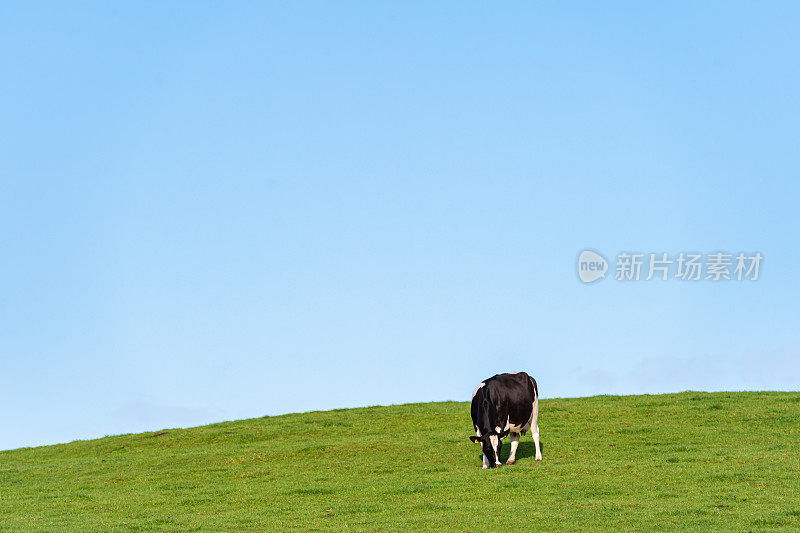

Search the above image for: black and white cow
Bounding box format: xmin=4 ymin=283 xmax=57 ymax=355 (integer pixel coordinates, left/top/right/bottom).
xmin=469 ymin=372 xmax=542 ymax=469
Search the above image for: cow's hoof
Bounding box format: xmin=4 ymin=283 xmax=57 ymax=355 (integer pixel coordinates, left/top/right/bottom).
xmin=535 ymin=456 xmax=542 ymax=461
xmin=506 ymin=459 xmax=515 ymax=465
xmin=482 ymin=464 xmax=488 ymax=470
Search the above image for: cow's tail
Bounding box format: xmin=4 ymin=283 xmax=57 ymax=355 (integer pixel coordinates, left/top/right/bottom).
xmin=529 ymin=374 xmax=538 ymax=402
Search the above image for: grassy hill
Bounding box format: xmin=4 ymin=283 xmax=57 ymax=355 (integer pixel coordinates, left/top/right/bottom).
xmin=1 ymin=391 xmax=799 ymax=531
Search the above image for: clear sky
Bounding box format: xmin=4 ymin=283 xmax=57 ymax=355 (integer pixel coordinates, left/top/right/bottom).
xmin=2 ymin=3 xmax=799 ymax=450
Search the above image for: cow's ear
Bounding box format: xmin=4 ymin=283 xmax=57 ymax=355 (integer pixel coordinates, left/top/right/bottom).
xmin=469 ymin=436 xmax=480 ymax=444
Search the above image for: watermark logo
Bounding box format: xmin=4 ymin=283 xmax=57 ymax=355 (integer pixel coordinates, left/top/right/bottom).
xmin=577 ymin=250 xmax=608 ymax=283
xmin=578 ymin=250 xmax=763 ymax=284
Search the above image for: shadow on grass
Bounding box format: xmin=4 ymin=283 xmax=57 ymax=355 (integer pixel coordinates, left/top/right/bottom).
xmin=498 ymin=439 xmax=544 ymax=464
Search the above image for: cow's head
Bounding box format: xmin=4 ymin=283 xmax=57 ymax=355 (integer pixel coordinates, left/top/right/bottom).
xmin=470 ymin=433 xmax=503 ymax=468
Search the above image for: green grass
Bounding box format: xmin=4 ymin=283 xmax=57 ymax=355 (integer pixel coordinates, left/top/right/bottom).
xmin=1 ymin=392 xmax=799 ymax=531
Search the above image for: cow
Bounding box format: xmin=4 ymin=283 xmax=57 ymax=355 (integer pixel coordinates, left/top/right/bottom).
xmin=469 ymin=371 xmax=542 ymax=469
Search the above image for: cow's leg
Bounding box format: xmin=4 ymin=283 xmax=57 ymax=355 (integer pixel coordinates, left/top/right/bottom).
xmin=506 ymin=433 xmax=520 ymax=465
xmin=532 ymin=396 xmax=542 ymax=461
xmin=482 ymin=453 xmax=489 ymax=470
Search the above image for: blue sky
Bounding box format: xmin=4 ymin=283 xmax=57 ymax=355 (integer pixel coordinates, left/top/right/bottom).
xmin=2 ymin=3 xmax=799 ymax=450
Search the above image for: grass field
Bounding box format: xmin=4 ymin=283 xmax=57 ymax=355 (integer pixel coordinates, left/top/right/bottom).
xmin=1 ymin=391 xmax=799 ymax=531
